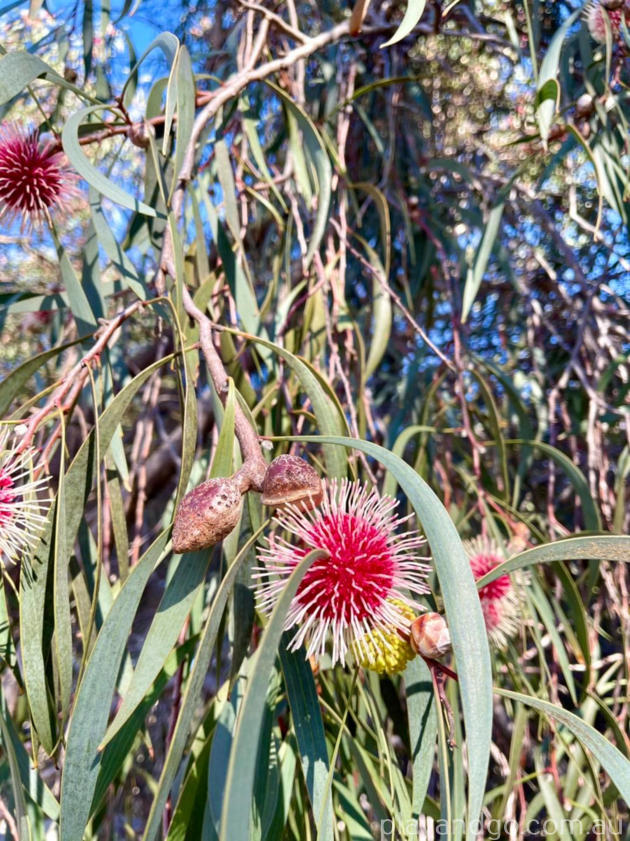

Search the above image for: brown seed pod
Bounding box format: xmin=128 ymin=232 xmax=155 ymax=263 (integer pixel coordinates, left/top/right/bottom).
xmin=409 ymin=612 xmax=452 ymax=659
xmin=261 ymin=455 xmax=323 ymax=510
xmin=172 ymin=477 xmax=243 ymax=553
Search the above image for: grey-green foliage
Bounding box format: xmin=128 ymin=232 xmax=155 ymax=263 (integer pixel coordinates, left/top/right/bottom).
xmin=0 ymin=1 xmax=629 ymax=839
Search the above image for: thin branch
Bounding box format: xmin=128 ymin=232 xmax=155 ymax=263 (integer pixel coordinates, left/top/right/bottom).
xmin=330 ymin=218 xmax=456 ymax=372
xmin=18 ymin=300 xmax=145 ymax=452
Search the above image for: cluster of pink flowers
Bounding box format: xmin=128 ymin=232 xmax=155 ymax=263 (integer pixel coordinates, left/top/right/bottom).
xmin=255 ymin=477 xmax=526 ymax=670
xmin=0 ymin=123 xmax=77 ymax=229
xmin=585 ymin=0 xmax=630 ymax=44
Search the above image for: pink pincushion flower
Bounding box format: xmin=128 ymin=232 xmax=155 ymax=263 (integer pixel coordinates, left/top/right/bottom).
xmin=0 ymin=426 xmax=48 ymax=565
xmin=585 ymin=1 xmax=630 ymax=43
xmin=0 ymin=123 xmax=78 ymax=229
xmin=464 ymin=535 xmax=526 ymax=649
xmin=255 ymin=479 xmax=430 ymax=667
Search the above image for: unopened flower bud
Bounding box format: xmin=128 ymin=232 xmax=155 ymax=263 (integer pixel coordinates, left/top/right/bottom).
xmin=261 ymin=455 xmax=323 ymax=510
xmin=128 ymin=123 xmax=150 ymax=149
xmin=172 ymin=477 xmax=242 ymax=553
xmin=410 ymin=612 xmax=452 ymax=659
xmin=575 ymin=93 xmax=593 ymax=118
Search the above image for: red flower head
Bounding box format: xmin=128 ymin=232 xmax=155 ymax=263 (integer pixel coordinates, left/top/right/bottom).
xmin=0 ymin=123 xmax=78 ymax=229
xmin=0 ymin=426 xmax=48 ymax=565
xmin=464 ymin=535 xmax=526 ymax=649
xmin=585 ymin=1 xmax=630 ymax=43
xmin=255 ymin=479 xmax=430 ymax=667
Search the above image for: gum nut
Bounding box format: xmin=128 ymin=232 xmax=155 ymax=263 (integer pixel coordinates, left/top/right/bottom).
xmin=409 ymin=613 xmax=452 ymax=659
xmin=261 ymin=455 xmax=323 ymax=510
xmin=172 ymin=477 xmax=243 ymax=553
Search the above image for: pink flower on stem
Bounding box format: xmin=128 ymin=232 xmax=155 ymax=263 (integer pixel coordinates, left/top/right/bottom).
xmin=0 ymin=426 xmax=48 ymax=565
xmin=0 ymin=123 xmax=78 ymax=229
xmin=255 ymin=479 xmax=430 ymax=667
xmin=464 ymin=535 xmax=525 ymax=650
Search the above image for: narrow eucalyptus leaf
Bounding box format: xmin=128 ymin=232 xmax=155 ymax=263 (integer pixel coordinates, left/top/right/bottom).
xmin=59 ymin=529 xmax=171 ymax=841
xmin=219 ymin=550 xmax=327 ymax=841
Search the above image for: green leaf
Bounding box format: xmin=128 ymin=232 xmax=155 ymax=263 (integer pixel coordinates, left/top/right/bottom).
xmin=404 ymin=656 xmax=437 ymax=817
xmin=264 ymin=740 xmax=297 ymax=840
xmin=221 ymin=328 xmax=348 ymax=479
xmin=355 ymin=236 xmax=392 ymax=379
xmin=199 ymin=183 xmax=262 ymax=337
xmin=99 ymin=550 xmax=210 ymax=749
xmin=0 ymin=292 xmax=68 ymax=329
xmin=166 ymin=729 xmax=214 ymax=841
xmin=53 ymin=429 xmax=73 ymax=722
xmin=242 ymin=99 xmax=288 ymax=212
xmin=0 ymin=337 xmax=83 ymax=417
xmin=0 ymin=576 xmax=17 ymax=675
xmin=333 ymin=780 xmax=373 ymax=840
xmin=529 ymin=577 xmax=577 ymax=705
xmin=59 ymin=529 xmax=171 ymax=841
xmin=279 ymin=638 xmax=333 ymax=839
xmin=219 ymin=549 xmax=327 ymax=841
xmin=162 ymin=45 xmax=179 ymax=157
xmin=535 ymin=749 xmax=572 ymax=841
xmin=504 ymin=439 xmax=601 ymax=530
xmin=553 ymin=561 xmax=591 ymax=690
xmin=0 ymin=50 xmax=93 ymax=105
xmin=106 ymin=467 xmax=129 ymax=581
xmin=210 ymin=378 xmax=237 ymax=478
xmin=284 ymin=435 xmax=492 ymax=841
xmin=121 ymin=31 xmax=179 ymax=106
xmin=82 ymin=0 xmax=93 ymax=79
xmin=380 ymin=0 xmax=427 ymax=47
xmin=264 ymin=83 xmax=331 ymax=268
xmin=496 ymin=688 xmax=630 ymax=804
xmin=475 ymin=535 xmax=630 ymax=588
xmin=62 ymin=105 xmax=160 ymax=217
xmin=88 ymin=193 xmax=148 ymax=299
xmin=206 ymin=686 xmax=241 ymax=835
xmin=57 ymin=243 xmax=99 ymax=335
xmin=461 ymin=202 xmax=504 ymax=323
xmin=0 ymin=697 xmax=31 ymax=841
xmin=20 ymin=354 xmax=176 ymax=756
xmin=0 ymin=708 xmax=59 ymax=821
xmin=141 ymin=525 xmax=268 ymax=841
xmin=92 ymin=639 xmax=196 ymax=813
xmin=20 ymin=507 xmax=58 ymax=755
xmin=468 ymin=369 xmax=510 ymax=500
xmin=535 ymin=10 xmax=580 ymax=145
xmin=215 ymin=139 xmax=241 ymax=242
xmin=173 ymin=347 xmax=198 ymax=508
xmin=169 ymin=44 xmax=195 ymax=191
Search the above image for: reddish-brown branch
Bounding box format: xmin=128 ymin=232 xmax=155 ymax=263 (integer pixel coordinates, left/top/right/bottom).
xmin=180 ymin=285 xmax=267 ymax=492
xmin=17 ymin=300 xmax=145 ymax=453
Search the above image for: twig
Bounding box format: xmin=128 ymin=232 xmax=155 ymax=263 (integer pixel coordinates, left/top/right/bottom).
xmin=330 ymin=218 xmax=456 ymax=372
xmin=180 ymin=286 xmax=267 ymax=491
xmin=155 ymin=17 xmax=370 ymax=488
xmin=17 ymin=300 xmax=144 ymax=453
xmin=236 ymin=0 xmax=308 ymax=43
